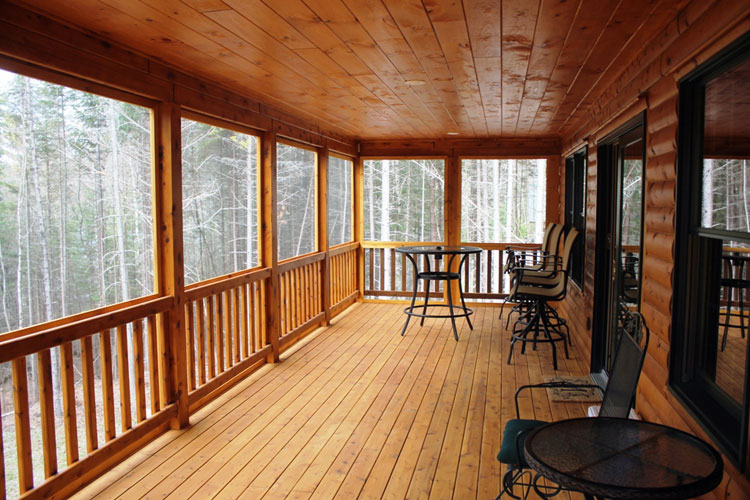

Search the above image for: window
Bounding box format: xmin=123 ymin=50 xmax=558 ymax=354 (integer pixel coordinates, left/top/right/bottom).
xmin=461 ymin=159 xmax=546 ymax=243
xmin=328 ymin=155 xmax=353 ymax=247
xmin=671 ymin=35 xmax=750 ymax=468
xmin=0 ymin=69 xmax=153 ymax=333
xmin=565 ymin=150 xmax=587 ymax=287
xmin=181 ymin=117 xmax=259 ymax=284
xmin=364 ymin=159 xmax=444 ymax=242
xmin=277 ymin=142 xmax=317 ymax=260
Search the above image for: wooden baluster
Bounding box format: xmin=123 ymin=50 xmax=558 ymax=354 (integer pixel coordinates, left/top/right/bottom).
xmin=60 ymin=341 xmax=79 ymax=465
xmin=308 ymin=263 xmax=313 ymax=317
xmin=280 ymin=272 xmax=286 ymax=335
xmin=100 ymin=330 xmax=116 ymax=441
xmin=196 ymin=299 xmax=206 ymax=385
xmin=216 ymin=292 xmax=225 ymax=373
xmin=37 ymin=348 xmax=57 ymax=478
xmin=498 ymin=250 xmax=504 ymax=294
xmin=473 ymin=253 xmax=479 ymax=293
xmin=379 ymin=248 xmax=385 ymax=291
xmin=390 ymin=249 xmax=396 ymax=294
xmin=0 ymin=400 xmax=5 ymax=500
xmin=233 ymin=287 xmax=241 ymax=363
xmin=12 ymin=357 xmax=33 ymax=493
xmin=185 ymin=302 xmax=196 ymax=392
xmin=240 ymin=284 xmax=249 ymax=357
xmin=487 ymin=250 xmax=492 ymax=294
xmin=295 ymin=268 xmax=302 ymax=325
xmin=368 ymin=249 xmax=374 ymax=292
xmin=290 ymin=271 xmax=296 ymax=330
xmin=207 ymin=296 xmax=216 ymax=378
xmin=133 ymin=320 xmax=147 ymax=423
xmin=116 ymin=324 xmax=132 ymax=432
xmin=223 ymin=290 xmax=232 ymax=368
xmin=147 ymin=315 xmax=160 ymax=413
xmin=248 ymin=283 xmax=257 ymax=353
xmin=81 ymin=336 xmax=98 ymax=452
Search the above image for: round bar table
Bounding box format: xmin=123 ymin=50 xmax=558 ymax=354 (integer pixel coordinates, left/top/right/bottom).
xmin=523 ymin=417 xmax=723 ymax=499
xmin=395 ymin=245 xmax=482 ymax=341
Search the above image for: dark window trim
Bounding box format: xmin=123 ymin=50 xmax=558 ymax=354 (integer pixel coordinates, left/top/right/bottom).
xmin=565 ymin=147 xmax=587 ymax=289
xmin=670 ymin=33 xmax=750 ymax=470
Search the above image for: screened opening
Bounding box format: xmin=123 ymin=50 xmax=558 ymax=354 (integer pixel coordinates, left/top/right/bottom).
xmin=181 ymin=116 xmax=259 ymax=285
xmin=328 ymin=155 xmax=353 ymax=247
xmin=277 ymin=142 xmax=317 ymax=260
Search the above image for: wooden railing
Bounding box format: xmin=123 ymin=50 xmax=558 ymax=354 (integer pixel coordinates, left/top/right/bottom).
xmin=362 ymin=242 xmax=542 ymax=302
xmin=278 ymin=253 xmax=325 ymax=345
xmin=184 ymin=267 xmax=271 ymax=411
xmin=329 ymin=242 xmax=359 ymax=312
xmin=0 ymin=295 xmax=175 ymax=499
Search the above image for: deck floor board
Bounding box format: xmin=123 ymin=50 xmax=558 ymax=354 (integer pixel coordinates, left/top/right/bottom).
xmin=74 ymin=303 xmax=590 ymax=500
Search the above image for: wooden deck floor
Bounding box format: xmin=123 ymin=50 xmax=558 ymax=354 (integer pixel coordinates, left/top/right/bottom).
xmin=73 ymin=303 xmax=591 ymax=500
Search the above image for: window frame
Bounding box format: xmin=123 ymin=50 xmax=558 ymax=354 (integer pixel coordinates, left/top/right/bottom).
xmin=670 ymin=33 xmax=750 ymax=470
xmin=565 ymin=148 xmax=587 ymax=288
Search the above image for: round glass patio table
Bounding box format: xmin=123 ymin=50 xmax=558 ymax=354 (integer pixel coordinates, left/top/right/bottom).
xmin=524 ymin=417 xmax=723 ymax=499
xmin=395 ymin=245 xmax=481 ymax=341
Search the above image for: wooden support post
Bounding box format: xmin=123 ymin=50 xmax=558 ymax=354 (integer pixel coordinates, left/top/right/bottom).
xmin=444 ymin=154 xmax=462 ymax=302
xmin=319 ymin=146 xmax=331 ymax=324
xmin=153 ymin=102 xmax=189 ymax=428
xmin=354 ymin=155 xmax=365 ymax=300
xmin=261 ymin=130 xmax=281 ymax=362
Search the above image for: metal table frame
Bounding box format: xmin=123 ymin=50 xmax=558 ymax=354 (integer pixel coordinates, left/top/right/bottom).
xmin=395 ymin=245 xmax=482 ymax=341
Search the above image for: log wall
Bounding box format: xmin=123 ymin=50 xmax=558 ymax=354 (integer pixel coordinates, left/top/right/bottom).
xmin=558 ymin=2 xmax=750 ymax=497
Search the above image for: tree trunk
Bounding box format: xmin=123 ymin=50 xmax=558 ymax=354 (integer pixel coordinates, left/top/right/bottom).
xmin=381 ymin=160 xmax=391 ymax=290
xmin=247 ymin=139 xmax=255 ymax=269
xmin=506 ymin=160 xmax=516 ymax=241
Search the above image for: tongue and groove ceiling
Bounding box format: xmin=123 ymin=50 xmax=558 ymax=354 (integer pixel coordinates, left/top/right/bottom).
xmin=10 ymin=0 xmax=690 ymax=140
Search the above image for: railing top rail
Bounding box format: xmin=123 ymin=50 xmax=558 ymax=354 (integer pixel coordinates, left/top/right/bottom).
xmin=185 ymin=267 xmax=271 ymax=302
xmin=362 ymin=241 xmax=543 ymax=250
xmin=0 ymin=293 xmax=164 ymax=344
xmin=0 ymin=295 xmax=174 ymax=364
xmin=278 ymin=251 xmax=325 ymax=274
xmin=329 ymin=241 xmax=359 ymax=256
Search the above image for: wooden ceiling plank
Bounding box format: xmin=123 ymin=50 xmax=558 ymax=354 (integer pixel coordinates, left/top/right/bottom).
xmin=515 ymin=0 xmax=580 ymax=135
xmin=546 ymin=0 xmax=654 ymax=132
xmin=501 ymin=0 xmax=541 ymax=135
xmin=98 ymin=0 xmax=376 ymax=128
xmin=215 ymin=0 xmax=424 ymax=136
xmin=382 ymin=0 xmax=475 ymax=135
xmin=181 ymin=0 xmax=232 ymax=13
xmin=260 ymin=0 xmax=436 ymax=137
xmin=432 ymin=20 xmax=488 ymax=136
xmin=465 ymin=1 xmax=502 ymax=135
xmin=301 ymin=0 xmax=445 ymax=135
xmin=529 ymin=0 xmax=619 ymax=133
xmin=558 ymin=0 xmax=693 ymax=135
xmin=465 ymin=0 xmax=502 ymax=59
xmin=342 ymin=0 xmax=460 ymax=131
xmin=474 ymin=56 xmax=503 ymax=136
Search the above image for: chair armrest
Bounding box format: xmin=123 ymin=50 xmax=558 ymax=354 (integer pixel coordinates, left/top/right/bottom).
xmin=514 ymin=382 xmax=601 ymax=418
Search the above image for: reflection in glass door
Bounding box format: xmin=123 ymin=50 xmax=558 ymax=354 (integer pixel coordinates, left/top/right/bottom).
xmin=594 ymin=118 xmax=645 ymax=376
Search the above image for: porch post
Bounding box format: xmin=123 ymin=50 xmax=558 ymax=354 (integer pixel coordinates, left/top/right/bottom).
xmin=153 ymin=102 xmax=189 ymax=428
xmin=354 ymin=154 xmax=365 ymax=300
xmin=318 ymin=146 xmax=331 ymax=324
xmin=445 ymin=153 xmax=462 ymax=302
xmin=261 ymin=130 xmax=281 ymax=362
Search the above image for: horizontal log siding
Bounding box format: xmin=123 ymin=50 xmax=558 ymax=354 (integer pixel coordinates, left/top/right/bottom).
xmin=559 ymin=3 xmax=750 ymax=498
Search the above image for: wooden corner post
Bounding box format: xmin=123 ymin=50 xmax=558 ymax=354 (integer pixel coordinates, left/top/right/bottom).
xmin=153 ymin=102 xmax=189 ymax=428
xmin=354 ymin=155 xmax=365 ymax=300
xmin=261 ymin=130 xmax=281 ymax=362
xmin=318 ymin=147 xmax=331 ymax=324
xmin=444 ymin=154 xmax=462 ymax=302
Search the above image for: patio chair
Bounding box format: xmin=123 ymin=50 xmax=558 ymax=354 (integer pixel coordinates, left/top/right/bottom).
xmin=500 ymin=223 xmax=564 ymax=325
xmin=496 ymin=310 xmax=650 ymax=499
xmin=506 ymin=228 xmax=578 ymax=370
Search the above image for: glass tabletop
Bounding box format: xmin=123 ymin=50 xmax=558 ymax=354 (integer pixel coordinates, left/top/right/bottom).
xmin=394 ymin=245 xmax=482 ymax=255
xmin=524 ymin=417 xmax=723 ymax=499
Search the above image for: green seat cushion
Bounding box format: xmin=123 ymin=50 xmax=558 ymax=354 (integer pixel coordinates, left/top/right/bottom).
xmin=497 ymin=419 xmax=547 ymax=466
